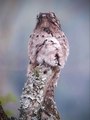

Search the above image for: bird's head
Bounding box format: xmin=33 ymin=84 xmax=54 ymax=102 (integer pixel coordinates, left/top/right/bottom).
xmin=35 ymin=12 xmax=61 ymax=31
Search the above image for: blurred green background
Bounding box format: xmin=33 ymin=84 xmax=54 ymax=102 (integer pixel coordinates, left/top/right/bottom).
xmin=0 ymin=0 xmax=89 ymax=119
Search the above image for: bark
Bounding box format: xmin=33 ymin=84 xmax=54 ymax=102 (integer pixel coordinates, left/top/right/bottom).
xmin=19 ymin=65 xmax=60 ymax=120
xmin=0 ymin=60 xmax=61 ymax=120
xmin=0 ymin=103 xmax=17 ymax=120
xmin=0 ymin=103 xmax=9 ymax=120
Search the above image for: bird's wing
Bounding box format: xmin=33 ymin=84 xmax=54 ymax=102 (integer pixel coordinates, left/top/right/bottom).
xmin=57 ymin=32 xmax=69 ymax=68
xmin=36 ymin=36 xmax=64 ymax=68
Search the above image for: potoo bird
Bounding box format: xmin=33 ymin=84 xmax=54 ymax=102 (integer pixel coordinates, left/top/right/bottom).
xmin=20 ymin=12 xmax=69 ymax=120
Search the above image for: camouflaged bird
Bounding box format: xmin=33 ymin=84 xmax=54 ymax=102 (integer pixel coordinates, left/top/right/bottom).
xmin=19 ymin=12 xmax=69 ymax=120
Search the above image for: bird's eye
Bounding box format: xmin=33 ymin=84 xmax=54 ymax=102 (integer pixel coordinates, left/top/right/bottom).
xmin=37 ymin=15 xmax=39 ymax=19
xmin=41 ymin=14 xmax=46 ymax=17
xmin=50 ymin=12 xmax=55 ymax=18
xmin=37 ymin=13 xmax=42 ymax=19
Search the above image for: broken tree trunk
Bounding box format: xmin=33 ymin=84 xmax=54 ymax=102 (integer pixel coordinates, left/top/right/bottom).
xmin=19 ymin=64 xmax=60 ymax=120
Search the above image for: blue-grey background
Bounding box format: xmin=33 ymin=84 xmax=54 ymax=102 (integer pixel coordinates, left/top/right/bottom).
xmin=0 ymin=0 xmax=90 ymax=120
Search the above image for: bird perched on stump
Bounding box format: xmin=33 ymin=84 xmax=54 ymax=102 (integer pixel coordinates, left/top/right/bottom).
xmin=19 ymin=12 xmax=69 ymax=120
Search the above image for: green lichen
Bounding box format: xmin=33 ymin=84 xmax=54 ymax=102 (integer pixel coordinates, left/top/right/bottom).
xmin=33 ymin=67 xmax=40 ymax=78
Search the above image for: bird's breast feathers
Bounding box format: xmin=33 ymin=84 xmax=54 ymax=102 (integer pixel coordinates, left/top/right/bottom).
xmin=28 ymin=32 xmax=69 ymax=68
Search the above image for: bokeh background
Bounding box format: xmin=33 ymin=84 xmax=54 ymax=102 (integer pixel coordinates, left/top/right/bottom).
xmin=0 ymin=0 xmax=90 ymax=120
